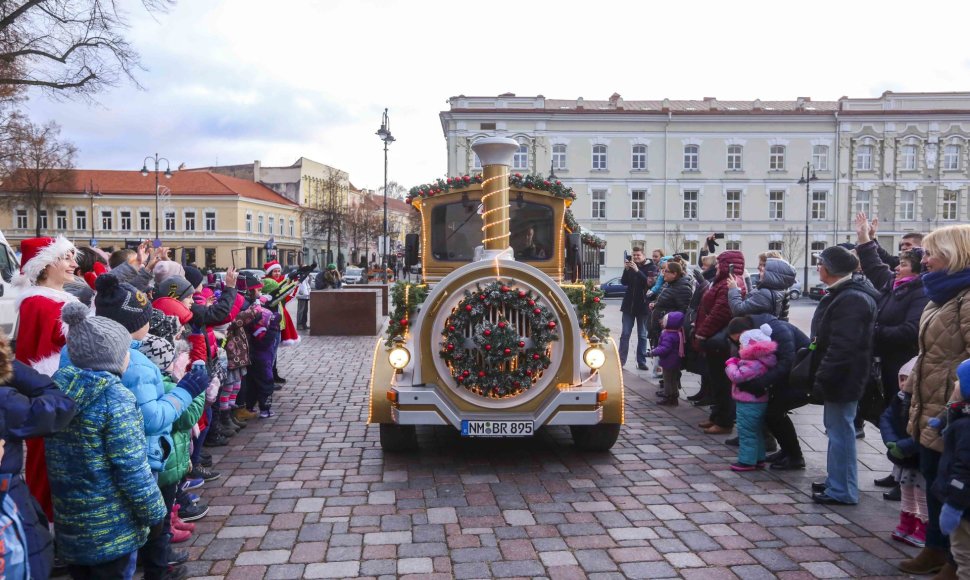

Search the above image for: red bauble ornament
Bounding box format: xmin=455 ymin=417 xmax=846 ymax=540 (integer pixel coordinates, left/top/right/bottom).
xmin=447 ymin=344 xmax=454 ymax=351
xmin=483 ymin=329 xmax=491 ymax=336
xmin=498 ymin=321 xmax=506 ymax=329
xmin=593 ymin=297 xmax=601 ymax=303
xmin=518 ymin=341 xmax=525 ymax=348
xmin=465 ymin=305 xmax=472 ymax=311
xmin=504 ymin=348 xmax=511 ymax=355
xmin=501 ymin=286 xmax=510 ymax=293
xmin=478 ymin=371 xmax=486 ymax=378
xmin=525 ymin=370 xmax=533 ymax=376
xmin=449 ymin=325 xmax=455 ymax=332
xmin=399 ymin=318 xmax=408 ymax=326
xmin=484 ymin=345 xmax=492 ymax=351
xmin=513 ymin=381 xmax=520 ymax=388
xmin=548 ymin=321 xmax=556 ymax=329
xmin=533 ymin=308 xmax=541 ymax=315
xmin=528 ymin=300 xmax=535 ymax=306
xmin=462 ymin=370 xmax=470 ymax=377
xmin=479 ymin=294 xmax=486 ymax=301
xmin=533 ymin=354 xmax=540 ymax=360
xmin=518 ymin=290 xmax=526 ymax=298
xmin=457 ymin=376 xmax=464 ymax=383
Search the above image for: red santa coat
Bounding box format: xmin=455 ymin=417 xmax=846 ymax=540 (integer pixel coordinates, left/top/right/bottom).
xmin=14 ymin=286 xmax=79 ymax=522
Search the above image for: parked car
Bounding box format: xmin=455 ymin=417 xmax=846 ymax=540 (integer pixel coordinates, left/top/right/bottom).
xmin=343 ymin=266 xmax=365 ymax=284
xmin=409 ymin=262 xmax=422 ymax=275
xmin=809 ymin=283 xmax=829 ymax=301
xmin=598 ymin=277 xmax=627 ymax=298
xmin=748 ymin=271 xmax=802 ymax=301
xmin=239 ymin=268 xmax=266 ymax=282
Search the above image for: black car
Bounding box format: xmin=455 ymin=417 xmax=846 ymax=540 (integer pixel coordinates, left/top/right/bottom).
xmin=598 ymin=277 xmax=627 ymax=298
xmin=809 ymin=283 xmax=829 ymax=301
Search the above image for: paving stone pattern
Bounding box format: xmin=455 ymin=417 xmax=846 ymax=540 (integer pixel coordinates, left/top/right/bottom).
xmin=188 ymin=315 xmax=914 ymax=578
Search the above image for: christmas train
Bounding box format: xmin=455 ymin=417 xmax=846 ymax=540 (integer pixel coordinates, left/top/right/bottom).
xmin=369 ymin=137 xmax=624 ymax=452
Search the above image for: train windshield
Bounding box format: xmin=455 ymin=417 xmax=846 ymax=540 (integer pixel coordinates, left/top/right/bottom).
xmin=431 ymin=200 xmax=554 ymax=262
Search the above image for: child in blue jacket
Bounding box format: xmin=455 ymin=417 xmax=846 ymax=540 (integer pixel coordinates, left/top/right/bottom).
xmin=935 ymin=359 xmax=970 ymax=570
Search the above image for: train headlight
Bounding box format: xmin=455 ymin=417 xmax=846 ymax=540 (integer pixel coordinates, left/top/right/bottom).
xmin=388 ymin=335 xmax=411 ymax=370
xmin=583 ymin=336 xmax=606 ymax=370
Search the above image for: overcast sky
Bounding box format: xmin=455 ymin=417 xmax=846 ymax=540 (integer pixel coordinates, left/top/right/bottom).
xmin=21 ymin=0 xmax=970 ymax=190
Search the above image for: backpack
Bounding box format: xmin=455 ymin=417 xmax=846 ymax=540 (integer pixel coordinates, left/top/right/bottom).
xmin=0 ymin=475 xmax=30 ymax=580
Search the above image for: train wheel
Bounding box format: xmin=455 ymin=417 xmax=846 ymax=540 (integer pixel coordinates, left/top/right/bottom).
xmin=379 ymin=423 xmax=418 ymax=452
xmin=570 ymin=424 xmax=621 ymax=452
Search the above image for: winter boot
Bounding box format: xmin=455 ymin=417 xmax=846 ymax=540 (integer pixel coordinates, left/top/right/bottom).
xmin=234 ymin=407 xmax=259 ymax=421
xmin=904 ymin=517 xmax=927 ymax=548
xmin=899 ymin=546 xmax=948 ymax=575
xmin=170 ymin=526 xmax=192 ymax=543
xmin=891 ymin=512 xmax=916 ymax=545
xmin=171 ymin=504 xmax=196 ymax=533
xmin=219 ymin=410 xmax=240 ymax=434
xmin=932 ymin=562 xmax=958 ymax=580
xmin=229 ymin=412 xmax=247 ymax=429
xmin=203 ymin=427 xmax=230 ymax=447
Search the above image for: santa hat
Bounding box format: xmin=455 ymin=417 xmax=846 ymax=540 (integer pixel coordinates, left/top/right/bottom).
xmin=15 ymin=236 xmax=76 ymax=287
xmin=263 ymin=260 xmax=282 ymax=274
xmin=740 ymin=323 xmax=774 ymax=348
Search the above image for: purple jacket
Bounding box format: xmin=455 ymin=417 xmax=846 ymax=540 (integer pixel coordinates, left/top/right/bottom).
xmin=650 ymin=311 xmax=685 ymax=370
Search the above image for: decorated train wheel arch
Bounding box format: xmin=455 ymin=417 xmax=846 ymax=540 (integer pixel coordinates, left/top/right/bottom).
xmin=440 ymin=279 xmax=559 ymax=399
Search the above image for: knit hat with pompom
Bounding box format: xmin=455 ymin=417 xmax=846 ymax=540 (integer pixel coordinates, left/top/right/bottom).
xmin=62 ymin=301 xmax=131 ymax=376
xmin=739 ymin=323 xmax=774 ymax=349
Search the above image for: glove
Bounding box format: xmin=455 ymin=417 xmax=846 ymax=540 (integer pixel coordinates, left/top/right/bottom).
xmin=941 ymin=503 xmax=964 ymax=536
xmin=886 ymin=441 xmax=906 ymax=460
xmin=929 ymin=417 xmax=944 ymax=430
xmin=176 ymin=366 xmax=209 ymax=399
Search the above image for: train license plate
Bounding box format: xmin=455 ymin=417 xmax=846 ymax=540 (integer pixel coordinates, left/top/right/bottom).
xmin=461 ymin=420 xmax=534 ymax=437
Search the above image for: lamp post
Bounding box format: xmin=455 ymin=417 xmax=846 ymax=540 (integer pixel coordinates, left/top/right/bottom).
xmin=375 ymin=108 xmax=395 ymax=284
xmin=548 ymin=159 xmax=558 ymax=181
xmin=140 ymin=153 xmax=172 ymax=247
xmin=797 ymin=162 xmax=819 ymax=288
xmin=86 ymin=184 xmax=102 ymax=246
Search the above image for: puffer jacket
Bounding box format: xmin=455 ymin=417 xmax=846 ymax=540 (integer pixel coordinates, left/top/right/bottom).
xmin=728 ymin=258 xmax=796 ymax=320
xmin=59 ymin=342 xmax=193 ymax=471
xmin=907 ymin=287 xmax=970 ymax=453
xmin=650 ymin=311 xmax=685 ymax=371
xmin=694 ymin=251 xmax=746 ymax=341
xmin=158 ymin=375 xmax=205 ymax=488
xmin=651 ymin=274 xmax=694 ymax=334
xmin=810 ymin=277 xmax=880 ymax=404
xmin=932 ymin=400 xmax=970 ymax=512
xmin=47 ymin=366 xmax=166 ymax=566
xmin=744 ymin=314 xmax=810 ymax=401
xmin=0 ymin=359 xmax=76 ymax=580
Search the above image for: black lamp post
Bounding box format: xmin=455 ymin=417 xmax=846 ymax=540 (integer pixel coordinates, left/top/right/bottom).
xmin=376 ymin=109 xmax=395 ymax=284
xmin=797 ymin=162 xmax=819 ymax=288
xmin=141 ymin=153 xmax=172 ymax=247
xmin=87 ymin=185 xmax=101 ymax=246
xmin=548 ymin=159 xmax=558 ymax=181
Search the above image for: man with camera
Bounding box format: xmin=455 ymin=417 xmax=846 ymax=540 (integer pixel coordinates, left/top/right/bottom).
xmin=620 ymin=247 xmax=653 ymax=370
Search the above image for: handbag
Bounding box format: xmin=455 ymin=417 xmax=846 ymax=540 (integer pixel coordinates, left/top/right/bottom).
xmin=789 ymin=340 xmax=818 ymax=403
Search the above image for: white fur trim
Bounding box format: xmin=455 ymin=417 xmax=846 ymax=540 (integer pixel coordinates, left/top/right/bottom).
xmin=30 ymin=352 xmax=62 ymax=378
xmin=280 ymin=337 xmax=301 ymax=347
xmin=265 ymin=263 xmax=282 ymax=274
xmin=15 ymin=284 xmax=79 ymax=309
xmin=18 ymin=236 xmax=76 ymax=286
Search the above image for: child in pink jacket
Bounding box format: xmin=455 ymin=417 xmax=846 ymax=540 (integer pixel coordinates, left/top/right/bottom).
xmin=725 ymin=324 xmax=777 ymax=471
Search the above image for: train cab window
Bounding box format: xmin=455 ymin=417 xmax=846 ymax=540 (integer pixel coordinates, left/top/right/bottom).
xmin=431 ymin=202 xmax=483 ymax=261
xmin=511 ymin=202 xmax=554 ymax=262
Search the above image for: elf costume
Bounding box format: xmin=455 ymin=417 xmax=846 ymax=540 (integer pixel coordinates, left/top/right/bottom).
xmin=264 ymin=260 xmax=300 ymax=346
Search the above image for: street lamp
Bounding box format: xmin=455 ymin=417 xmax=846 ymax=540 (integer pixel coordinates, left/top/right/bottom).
xmin=548 ymin=159 xmax=558 ymax=181
xmin=140 ymin=153 xmax=172 ymax=247
xmin=375 ymin=108 xmax=395 ymax=284
xmin=86 ymin=183 xmax=102 ymax=246
xmin=797 ymin=162 xmax=819 ymax=289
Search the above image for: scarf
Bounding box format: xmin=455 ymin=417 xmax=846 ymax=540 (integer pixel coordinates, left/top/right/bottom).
xmin=664 ymin=327 xmax=686 ymax=359
xmin=893 ymin=275 xmax=918 ymax=291
xmin=922 ymin=268 xmax=970 ymax=305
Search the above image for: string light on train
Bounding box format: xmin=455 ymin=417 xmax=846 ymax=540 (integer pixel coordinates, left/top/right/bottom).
xmin=479 ymin=173 xmax=511 ymax=246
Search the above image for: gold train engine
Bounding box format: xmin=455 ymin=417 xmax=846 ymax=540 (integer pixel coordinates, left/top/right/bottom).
xmin=369 ymin=138 xmax=624 ymax=452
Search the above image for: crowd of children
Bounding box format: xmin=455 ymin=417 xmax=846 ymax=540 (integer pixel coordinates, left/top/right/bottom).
xmin=1 ymin=236 xmax=303 ymax=580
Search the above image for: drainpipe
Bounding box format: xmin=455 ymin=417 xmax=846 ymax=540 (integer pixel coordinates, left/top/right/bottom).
xmin=663 ymin=111 xmax=671 ymax=244
xmin=833 ymin=111 xmax=840 ymax=245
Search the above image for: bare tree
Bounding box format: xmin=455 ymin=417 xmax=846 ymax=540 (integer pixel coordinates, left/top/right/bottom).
xmin=782 ymin=227 xmax=805 ymax=266
xmin=1 ymin=118 xmax=76 ymax=236
xmin=379 ymin=180 xmax=407 ymax=201
xmin=665 ymin=225 xmax=685 ymax=255
xmin=0 ymin=0 xmax=174 ymax=98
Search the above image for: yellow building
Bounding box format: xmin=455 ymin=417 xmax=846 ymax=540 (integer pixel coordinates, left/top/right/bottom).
xmin=1 ymin=169 xmax=302 ymax=269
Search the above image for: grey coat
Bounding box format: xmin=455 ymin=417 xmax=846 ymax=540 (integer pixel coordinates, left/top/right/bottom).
xmin=727 ymin=258 xmax=796 ymax=319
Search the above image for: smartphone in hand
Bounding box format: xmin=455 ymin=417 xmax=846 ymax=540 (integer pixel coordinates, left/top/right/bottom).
xmin=623 ymin=250 xmax=631 ymax=262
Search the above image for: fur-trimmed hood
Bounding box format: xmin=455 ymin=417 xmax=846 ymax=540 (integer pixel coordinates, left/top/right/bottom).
xmin=739 ymin=338 xmax=777 ymax=361
xmin=15 ymin=284 xmax=79 ymax=310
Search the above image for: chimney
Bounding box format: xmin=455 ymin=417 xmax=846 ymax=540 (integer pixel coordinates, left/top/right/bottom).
xmin=471 ymin=137 xmax=519 ymax=255
xmin=253 ymin=160 xmax=261 ymax=182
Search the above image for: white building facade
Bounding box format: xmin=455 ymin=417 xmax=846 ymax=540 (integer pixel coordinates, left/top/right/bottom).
xmin=439 ymin=92 xmax=970 ymax=284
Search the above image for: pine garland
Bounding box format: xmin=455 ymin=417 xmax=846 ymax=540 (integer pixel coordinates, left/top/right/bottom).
xmin=407 ymin=173 xmax=577 ymax=204
xmin=440 ymin=280 xmax=559 ymax=398
xmin=385 ymin=281 xmax=429 ymax=347
xmin=563 ymin=280 xmax=610 ymax=340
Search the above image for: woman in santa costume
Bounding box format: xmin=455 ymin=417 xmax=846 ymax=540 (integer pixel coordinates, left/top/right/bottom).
xmin=263 ymin=260 xmax=298 ymax=384
xmin=13 ymin=235 xmax=79 ymax=522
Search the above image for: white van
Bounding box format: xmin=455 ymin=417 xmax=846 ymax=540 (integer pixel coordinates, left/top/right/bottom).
xmin=0 ymin=230 xmax=20 ymax=337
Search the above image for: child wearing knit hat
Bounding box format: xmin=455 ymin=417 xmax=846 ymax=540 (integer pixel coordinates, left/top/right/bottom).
xmin=725 ymin=324 xmax=779 ymax=472
xmin=48 ymin=303 xmax=167 ymax=576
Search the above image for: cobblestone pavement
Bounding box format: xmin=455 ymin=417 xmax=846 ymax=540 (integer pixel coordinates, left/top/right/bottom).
xmin=187 ymin=318 xmax=918 ymax=579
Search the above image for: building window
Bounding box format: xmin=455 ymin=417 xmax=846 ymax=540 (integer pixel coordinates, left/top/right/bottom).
xmin=683 ymin=190 xmax=698 ymax=220
xmin=855 ymin=191 xmax=871 ymax=216
xmin=513 ymin=144 xmax=528 ymax=170
xmin=75 ymin=210 xmax=87 ymax=231
xmin=15 ymin=209 xmax=27 ymax=229
xmin=684 ymin=145 xmax=699 ymax=170
xmin=855 ymin=145 xmax=873 ymax=171
xmin=769 ymin=145 xmax=786 ymax=171
xmin=100 ymin=210 xmax=112 ymax=231
xmin=56 ymin=210 xmax=67 ymax=230
xmin=944 ymin=145 xmax=961 ymax=171
xmin=811 ymin=191 xmax=827 ymax=220
xmin=205 ymin=211 xmax=216 ymax=232
xmin=183 ymin=248 xmax=196 ymax=265
xmin=631 ymin=190 xmax=646 ymax=219
xmin=552 ymin=144 xmax=567 ymax=170
xmin=901 ymin=144 xmax=918 ymax=171
xmin=289 ymin=218 xmax=295 ymax=237
xmin=631 ymin=145 xmax=647 ymax=170
xmin=268 ymin=216 xmax=275 ymax=236
xmin=769 ymin=190 xmax=785 ymax=220
xmin=942 ymin=190 xmax=959 ymax=220
xmin=598 ymin=248 xmax=605 ymax=266
xmin=279 ymin=216 xmax=284 ymax=235
xmin=591 ymin=189 xmax=606 ymax=219
xmin=725 ymin=190 xmax=741 ymax=220
xmin=120 ymin=211 xmax=131 ymax=231
xmin=899 ymin=190 xmax=916 ymax=221
xmin=245 ymin=212 xmax=253 ymax=233
xmin=768 ymin=241 xmax=783 ymax=252
xmin=38 ymin=210 xmax=48 ymax=231
xmin=184 ymin=210 xmax=196 ymax=231
xmin=473 ymin=154 xmax=482 ymax=170
xmin=257 ymin=215 xmax=264 ymax=233
xmin=810 ymin=241 xmax=826 ymax=265
xmin=725 ymin=240 xmax=741 ymax=251
xmin=683 ymin=240 xmax=699 ymax=264
xmin=592 ymin=145 xmax=608 ymax=170
xmin=812 ymin=145 xmax=829 ymax=171
xmin=164 ymin=211 xmax=175 ymax=231
xmin=205 ymin=248 xmax=216 ymax=269
xmin=139 ymin=211 xmax=151 ymax=231
xmin=727 ymin=145 xmax=743 ymax=171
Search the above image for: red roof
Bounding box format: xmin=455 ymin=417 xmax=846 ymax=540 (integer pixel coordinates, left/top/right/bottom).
xmin=2 ymin=169 xmax=298 ymax=206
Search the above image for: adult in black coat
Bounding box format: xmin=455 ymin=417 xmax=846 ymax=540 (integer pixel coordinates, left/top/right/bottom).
xmin=619 ymin=248 xmax=652 ymax=369
xmin=0 ymin=342 xmax=77 ymax=580
xmin=855 ymin=214 xmax=929 ymax=402
xmin=727 ymin=314 xmax=811 ymax=470
xmin=649 ymin=262 xmax=694 ymax=342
